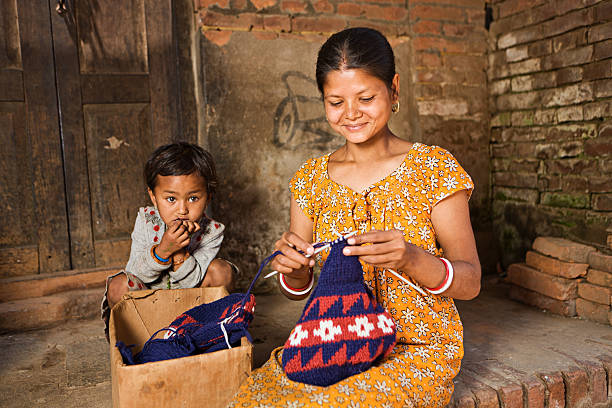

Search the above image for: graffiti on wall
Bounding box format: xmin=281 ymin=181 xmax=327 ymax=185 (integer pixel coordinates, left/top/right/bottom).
xmin=273 ymin=71 xmax=339 ymax=150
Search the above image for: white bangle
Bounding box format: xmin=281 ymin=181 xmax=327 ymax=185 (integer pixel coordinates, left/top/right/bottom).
xmin=426 ymin=257 xmax=454 ymax=295
xmin=279 ymin=270 xmax=314 ymax=296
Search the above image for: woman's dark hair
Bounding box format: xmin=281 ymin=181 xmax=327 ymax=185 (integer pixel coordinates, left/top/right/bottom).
xmin=316 ymin=27 xmax=396 ymax=95
xmin=145 ymin=142 xmax=218 ymax=198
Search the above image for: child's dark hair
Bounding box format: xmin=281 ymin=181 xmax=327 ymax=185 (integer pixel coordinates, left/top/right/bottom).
xmin=315 ymin=27 xmax=396 ymax=95
xmin=145 ymin=142 xmax=218 ymax=198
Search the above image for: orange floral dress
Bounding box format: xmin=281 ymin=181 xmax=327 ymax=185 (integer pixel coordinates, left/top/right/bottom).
xmin=231 ymin=143 xmax=474 ymax=407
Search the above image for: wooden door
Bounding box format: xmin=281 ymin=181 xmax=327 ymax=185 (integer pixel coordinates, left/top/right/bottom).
xmin=0 ymin=0 xmax=188 ymax=277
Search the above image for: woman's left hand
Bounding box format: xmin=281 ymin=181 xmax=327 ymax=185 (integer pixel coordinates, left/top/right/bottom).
xmin=342 ymin=229 xmax=417 ymax=271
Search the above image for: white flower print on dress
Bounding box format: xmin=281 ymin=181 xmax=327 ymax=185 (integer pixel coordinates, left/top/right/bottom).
xmin=309 ymin=393 xmax=330 ymax=405
xmin=374 ymin=380 xmax=392 ymax=396
xmin=418 ymin=226 xmax=431 ymax=241
xmin=442 ymin=175 xmax=458 ymax=191
xmin=424 ymin=156 xmax=439 ymax=170
xmin=294 ymin=178 xmax=306 ymax=191
xmin=337 ymin=384 xmax=354 ymax=396
xmin=415 ymin=320 xmax=430 ymax=337
xmin=443 ymin=157 xmax=458 ymax=172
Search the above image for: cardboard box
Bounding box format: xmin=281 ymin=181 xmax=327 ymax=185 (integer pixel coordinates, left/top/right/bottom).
xmin=109 ymin=287 xmax=252 ymax=408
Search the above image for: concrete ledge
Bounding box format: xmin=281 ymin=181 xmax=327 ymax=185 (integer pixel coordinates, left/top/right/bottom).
xmin=0 ymin=288 xmax=102 ymax=333
xmin=0 ymin=267 xmax=118 ymax=302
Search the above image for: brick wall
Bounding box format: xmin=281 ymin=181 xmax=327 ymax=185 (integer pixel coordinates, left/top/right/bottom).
xmin=194 ymin=0 xmax=494 ymax=285
xmin=488 ymin=0 xmax=612 ymax=267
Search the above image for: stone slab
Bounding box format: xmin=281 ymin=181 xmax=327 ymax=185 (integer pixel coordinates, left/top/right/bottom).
xmin=576 ymin=298 xmax=610 ymax=325
xmin=589 ymin=251 xmax=612 ymax=273
xmin=586 ymin=268 xmax=612 ymax=288
xmin=578 ymin=282 xmax=612 ymax=305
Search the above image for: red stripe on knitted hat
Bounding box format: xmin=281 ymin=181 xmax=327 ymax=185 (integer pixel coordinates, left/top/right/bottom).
xmin=303 ymin=348 xmax=325 ymax=370
xmin=348 ymin=343 xmax=370 ymax=364
xmin=283 ymin=350 xmax=303 ymax=374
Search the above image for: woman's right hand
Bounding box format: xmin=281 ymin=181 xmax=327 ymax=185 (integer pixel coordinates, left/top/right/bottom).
xmin=270 ymin=231 xmax=315 ymax=278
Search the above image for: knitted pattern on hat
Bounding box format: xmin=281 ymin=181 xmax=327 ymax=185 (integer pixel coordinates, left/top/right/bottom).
xmin=281 ymin=239 xmax=396 ymax=386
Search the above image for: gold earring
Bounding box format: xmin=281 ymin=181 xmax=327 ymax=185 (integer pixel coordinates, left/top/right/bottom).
xmin=391 ymin=101 xmax=400 ymax=113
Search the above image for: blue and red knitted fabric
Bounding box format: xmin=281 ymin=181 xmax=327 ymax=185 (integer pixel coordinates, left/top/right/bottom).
xmin=116 ymin=293 xmax=255 ymax=365
xmin=282 ymin=239 xmax=397 ymax=386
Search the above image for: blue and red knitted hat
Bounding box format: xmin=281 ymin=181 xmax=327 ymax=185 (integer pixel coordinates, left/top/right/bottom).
xmin=281 ymin=238 xmax=397 ymax=386
xmin=116 ymin=292 xmax=255 ymax=365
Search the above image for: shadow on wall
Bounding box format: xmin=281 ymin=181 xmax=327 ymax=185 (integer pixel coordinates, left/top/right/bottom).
xmin=273 ymin=71 xmax=337 ymax=150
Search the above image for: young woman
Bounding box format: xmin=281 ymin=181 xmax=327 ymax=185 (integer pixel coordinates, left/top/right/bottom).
xmin=231 ymin=27 xmax=481 ymax=407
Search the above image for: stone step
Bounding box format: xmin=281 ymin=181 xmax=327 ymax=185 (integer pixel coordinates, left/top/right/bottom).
xmin=0 ymin=288 xmax=102 ymax=333
xmin=0 ymin=267 xmax=118 ymax=302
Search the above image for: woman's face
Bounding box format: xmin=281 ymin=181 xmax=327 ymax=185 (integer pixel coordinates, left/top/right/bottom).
xmin=322 ymin=68 xmax=399 ymax=145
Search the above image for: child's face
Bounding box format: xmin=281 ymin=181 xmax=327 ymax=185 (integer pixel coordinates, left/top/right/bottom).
xmin=148 ymin=173 xmax=209 ymax=225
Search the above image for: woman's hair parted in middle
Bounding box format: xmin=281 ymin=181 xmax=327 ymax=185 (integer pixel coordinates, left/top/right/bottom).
xmin=315 ymin=27 xmax=396 ymax=95
xmin=144 ymin=142 xmax=218 ymax=199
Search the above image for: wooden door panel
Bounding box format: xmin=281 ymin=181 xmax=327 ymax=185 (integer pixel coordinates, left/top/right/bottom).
xmin=17 ymin=1 xmax=70 ymax=273
xmin=83 ymin=103 xmax=152 ymax=267
xmin=0 ymin=70 xmax=23 ymax=101
xmin=81 ymin=74 xmax=150 ymax=104
xmin=0 ymin=102 xmax=38 ymax=276
xmin=0 ymin=0 xmax=21 ymax=70
xmin=76 ymin=0 xmax=148 ymax=74
xmin=50 ymin=2 xmax=95 ymax=269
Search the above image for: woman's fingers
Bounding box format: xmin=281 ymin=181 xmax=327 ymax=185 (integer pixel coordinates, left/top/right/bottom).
xmin=346 ymin=229 xmax=403 ymax=245
xmin=281 ymin=232 xmax=314 ymax=256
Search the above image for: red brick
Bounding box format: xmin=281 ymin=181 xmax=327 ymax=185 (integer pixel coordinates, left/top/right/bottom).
xmin=594 ymin=0 xmax=612 ymax=21
xmin=416 ymin=52 xmax=442 ymax=68
xmin=508 ymin=57 xmax=542 ymax=76
xmin=353 ymin=4 xmax=408 ymax=21
xmin=465 ymin=7 xmax=484 ymax=24
xmin=598 ymin=355 xmax=612 ymax=398
xmin=556 ymin=67 xmax=583 ymax=85
xmin=579 ymin=282 xmax=611 ymax=305
xmin=562 ymin=368 xmax=589 ymax=408
xmin=231 ymin=0 xmax=248 ymax=9
xmin=526 ymin=251 xmax=588 ymax=279
xmin=542 ymin=45 xmax=593 ymax=70
xmin=337 ymin=2 xmax=362 ymax=16
xmin=459 ymin=373 xmax=500 ymax=408
xmin=552 ymin=28 xmax=588 ymax=53
xmin=311 ymin=0 xmax=333 ymax=13
xmin=594 ymin=39 xmax=612 ymax=60
xmin=576 ymin=298 xmax=610 ymax=324
xmin=251 ymin=0 xmax=276 ymax=9
xmin=584 ymin=101 xmax=612 ymax=120
xmin=417 ymin=0 xmax=482 ymax=7
xmin=509 ymin=284 xmax=577 ymax=316
xmin=198 ymin=0 xmax=230 ymax=8
xmin=577 ymin=360 xmax=608 ymax=405
xmin=593 ymin=194 xmax=612 ymax=211
xmin=280 ymin=0 xmax=307 ymax=13
xmin=589 ymin=21 xmax=612 ymax=44
xmin=291 ymin=16 xmax=345 ymax=33
xmin=443 ymin=22 xmax=482 ymax=38
xmin=203 ymin=29 xmax=233 ymax=46
xmin=200 ymin=10 xmax=264 ymax=29
xmin=497 ymin=91 xmax=541 ymax=110
xmin=555 ymin=106 xmax=583 ymax=123
xmin=415 ymin=84 xmax=443 ymax=98
xmin=505 ymin=45 xmax=528 ymax=62
xmin=412 ymin=37 xmax=466 ymax=53
xmin=527 ymin=1 xmax=557 ymax=26
xmin=521 ymin=377 xmax=546 ymax=408
xmin=594 ymin=79 xmax=612 ymax=98
xmin=528 ymin=39 xmax=552 ymax=57
xmin=498 ymin=25 xmax=543 ymax=49
xmin=409 ymin=5 xmax=465 ymax=22
xmin=494 ymin=172 xmax=538 ymax=188
xmin=542 ymin=8 xmax=594 ymax=39
xmin=507 ymin=263 xmax=579 ymax=301
xmin=555 ymin=0 xmax=588 ymax=15
xmin=448 ymin=378 xmax=476 ymax=407
xmin=498 ymin=0 xmax=538 ymax=19
xmin=539 ymin=372 xmax=566 ymax=408
xmin=412 ymin=20 xmax=442 ymax=34
xmin=589 ymin=251 xmax=612 ymax=274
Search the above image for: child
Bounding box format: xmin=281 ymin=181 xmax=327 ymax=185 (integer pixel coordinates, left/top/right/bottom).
xmin=102 ymin=142 xmax=235 ymax=336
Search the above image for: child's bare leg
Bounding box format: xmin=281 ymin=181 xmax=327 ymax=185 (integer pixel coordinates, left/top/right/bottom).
xmin=200 ymin=259 xmax=234 ymax=291
xmin=107 ymin=274 xmax=129 ymax=309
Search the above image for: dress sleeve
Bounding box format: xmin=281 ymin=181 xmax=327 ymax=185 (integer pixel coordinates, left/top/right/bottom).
xmin=425 ymin=146 xmax=474 ymax=207
xmin=125 ymin=208 xmax=169 ymax=283
xmin=169 ymin=221 xmax=224 ymax=288
xmin=289 ymin=158 xmax=316 ymax=221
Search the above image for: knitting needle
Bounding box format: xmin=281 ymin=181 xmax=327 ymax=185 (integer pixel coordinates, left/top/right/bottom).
xmin=264 ymin=230 xmax=358 ymax=279
xmin=387 ymin=269 xmax=428 ymax=296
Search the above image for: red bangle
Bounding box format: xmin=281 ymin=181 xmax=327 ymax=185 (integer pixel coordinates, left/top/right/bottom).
xmin=280 ymin=268 xmax=314 ymax=295
xmin=426 ymin=257 xmax=454 ymax=295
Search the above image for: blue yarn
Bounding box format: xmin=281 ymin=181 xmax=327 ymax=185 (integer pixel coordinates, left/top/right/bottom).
xmin=117 ymin=248 xmax=279 ymax=365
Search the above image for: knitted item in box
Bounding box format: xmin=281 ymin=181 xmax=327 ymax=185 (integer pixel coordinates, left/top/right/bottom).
xmin=116 ymin=292 xmax=255 ymax=365
xmin=281 ymin=239 xmax=396 ymax=386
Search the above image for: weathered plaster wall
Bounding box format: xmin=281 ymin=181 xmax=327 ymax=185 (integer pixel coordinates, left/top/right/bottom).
xmin=488 ymin=0 xmax=612 ymax=268
xmin=194 ymin=0 xmax=492 ymax=288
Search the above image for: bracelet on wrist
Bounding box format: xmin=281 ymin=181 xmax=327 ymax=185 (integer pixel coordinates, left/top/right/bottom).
xmin=426 ymin=257 xmax=454 ymax=295
xmin=280 ymin=268 xmax=314 ymax=296
xmin=151 ymin=245 xmax=171 ymax=265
